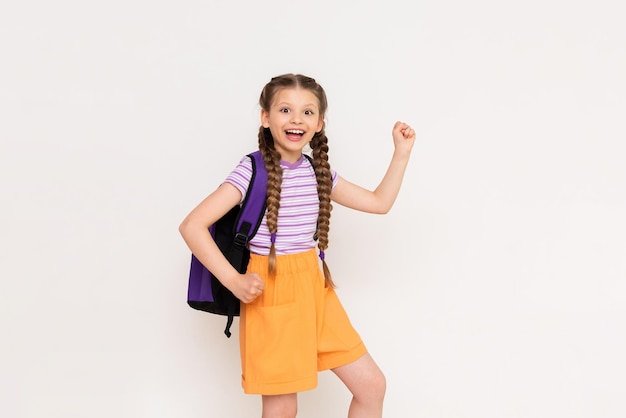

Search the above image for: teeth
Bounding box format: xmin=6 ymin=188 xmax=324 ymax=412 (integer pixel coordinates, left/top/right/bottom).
xmin=286 ymin=130 xmax=304 ymax=135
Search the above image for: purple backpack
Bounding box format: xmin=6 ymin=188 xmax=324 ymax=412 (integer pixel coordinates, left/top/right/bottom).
xmin=187 ymin=151 xmax=268 ymax=337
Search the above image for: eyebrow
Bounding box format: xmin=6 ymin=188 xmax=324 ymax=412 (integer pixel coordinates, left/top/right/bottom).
xmin=275 ymin=101 xmax=319 ymax=108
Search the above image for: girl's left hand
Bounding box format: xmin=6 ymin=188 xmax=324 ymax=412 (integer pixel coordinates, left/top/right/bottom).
xmin=392 ymin=121 xmax=416 ymax=155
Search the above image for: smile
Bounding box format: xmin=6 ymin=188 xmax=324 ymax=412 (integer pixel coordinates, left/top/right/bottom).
xmin=285 ymin=129 xmax=304 ymax=135
xmin=285 ymin=129 xmax=305 ymax=142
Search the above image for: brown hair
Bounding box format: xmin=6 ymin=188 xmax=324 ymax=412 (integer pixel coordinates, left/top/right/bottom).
xmin=257 ymin=73 xmax=335 ymax=287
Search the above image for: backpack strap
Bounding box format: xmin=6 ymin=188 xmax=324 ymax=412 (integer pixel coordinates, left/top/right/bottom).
xmin=233 ymin=150 xmax=267 ymax=246
xmin=220 ymin=151 xmax=267 ymax=337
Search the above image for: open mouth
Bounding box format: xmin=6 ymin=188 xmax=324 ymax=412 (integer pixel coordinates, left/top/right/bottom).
xmin=285 ymin=129 xmax=305 ymax=141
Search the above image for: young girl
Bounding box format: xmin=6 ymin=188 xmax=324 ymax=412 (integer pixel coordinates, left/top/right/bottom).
xmin=179 ymin=73 xmax=415 ymax=418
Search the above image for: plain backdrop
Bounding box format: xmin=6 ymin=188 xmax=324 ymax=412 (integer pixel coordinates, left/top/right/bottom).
xmin=1 ymin=1 xmax=625 ymax=417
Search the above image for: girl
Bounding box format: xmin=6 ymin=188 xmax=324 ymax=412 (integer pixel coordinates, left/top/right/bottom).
xmin=179 ymin=73 xmax=415 ymax=418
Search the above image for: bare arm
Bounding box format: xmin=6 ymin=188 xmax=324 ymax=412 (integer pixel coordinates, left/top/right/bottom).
xmin=331 ymin=121 xmax=416 ymax=214
xmin=179 ymin=182 xmax=265 ymax=303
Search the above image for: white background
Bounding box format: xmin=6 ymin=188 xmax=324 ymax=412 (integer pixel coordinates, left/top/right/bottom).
xmin=1 ymin=1 xmax=625 ymax=417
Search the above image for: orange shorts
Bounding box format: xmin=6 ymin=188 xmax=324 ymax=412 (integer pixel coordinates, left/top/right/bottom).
xmin=239 ymin=249 xmax=367 ymax=395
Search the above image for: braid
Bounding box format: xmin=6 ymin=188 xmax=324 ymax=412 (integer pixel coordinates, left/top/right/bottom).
xmin=258 ymin=127 xmax=283 ymax=276
xmin=310 ymin=130 xmax=335 ymax=288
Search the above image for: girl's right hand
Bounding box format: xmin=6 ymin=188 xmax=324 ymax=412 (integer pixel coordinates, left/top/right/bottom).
xmin=232 ymin=272 xmax=265 ymax=303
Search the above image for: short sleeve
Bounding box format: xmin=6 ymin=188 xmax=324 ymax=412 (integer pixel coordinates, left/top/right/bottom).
xmin=224 ymin=155 xmax=254 ymax=204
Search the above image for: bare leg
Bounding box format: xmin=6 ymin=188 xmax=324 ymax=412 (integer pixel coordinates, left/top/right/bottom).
xmin=261 ymin=393 xmax=298 ymax=418
xmin=332 ymin=353 xmax=386 ymax=418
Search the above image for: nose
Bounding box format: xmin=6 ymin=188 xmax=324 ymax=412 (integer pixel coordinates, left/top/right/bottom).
xmin=290 ymin=113 xmax=302 ymax=124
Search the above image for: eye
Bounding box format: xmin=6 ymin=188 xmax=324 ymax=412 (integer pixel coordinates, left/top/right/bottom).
xmin=304 ymin=110 xmax=314 ymax=115
xmin=280 ymin=108 xmax=290 ymax=113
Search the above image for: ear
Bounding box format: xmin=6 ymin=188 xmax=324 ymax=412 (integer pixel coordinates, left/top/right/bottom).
xmin=316 ymin=116 xmax=324 ymax=133
xmin=261 ymin=110 xmax=270 ymax=128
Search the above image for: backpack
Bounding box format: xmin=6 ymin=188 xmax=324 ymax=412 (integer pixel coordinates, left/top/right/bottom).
xmin=187 ymin=151 xmax=268 ymax=337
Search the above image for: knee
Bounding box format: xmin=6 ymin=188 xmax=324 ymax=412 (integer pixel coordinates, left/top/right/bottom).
xmin=262 ymin=406 xmax=297 ymax=418
xmin=262 ymin=395 xmax=297 ymax=418
xmin=262 ymin=410 xmax=296 ymax=418
xmin=370 ymin=370 xmax=387 ymax=402
xmin=356 ymin=369 xmax=386 ymax=405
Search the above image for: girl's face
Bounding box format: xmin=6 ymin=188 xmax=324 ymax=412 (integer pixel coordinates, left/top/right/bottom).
xmin=261 ymin=87 xmax=324 ymax=163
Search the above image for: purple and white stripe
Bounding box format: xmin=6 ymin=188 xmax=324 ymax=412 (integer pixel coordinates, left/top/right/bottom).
xmin=224 ymin=153 xmax=338 ymax=256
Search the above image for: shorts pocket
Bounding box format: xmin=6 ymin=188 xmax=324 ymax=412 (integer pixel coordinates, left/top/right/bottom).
xmin=246 ymin=302 xmax=315 ymax=383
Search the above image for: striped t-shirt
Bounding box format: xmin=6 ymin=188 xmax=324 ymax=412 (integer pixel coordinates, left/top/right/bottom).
xmin=224 ymin=153 xmax=338 ymax=256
